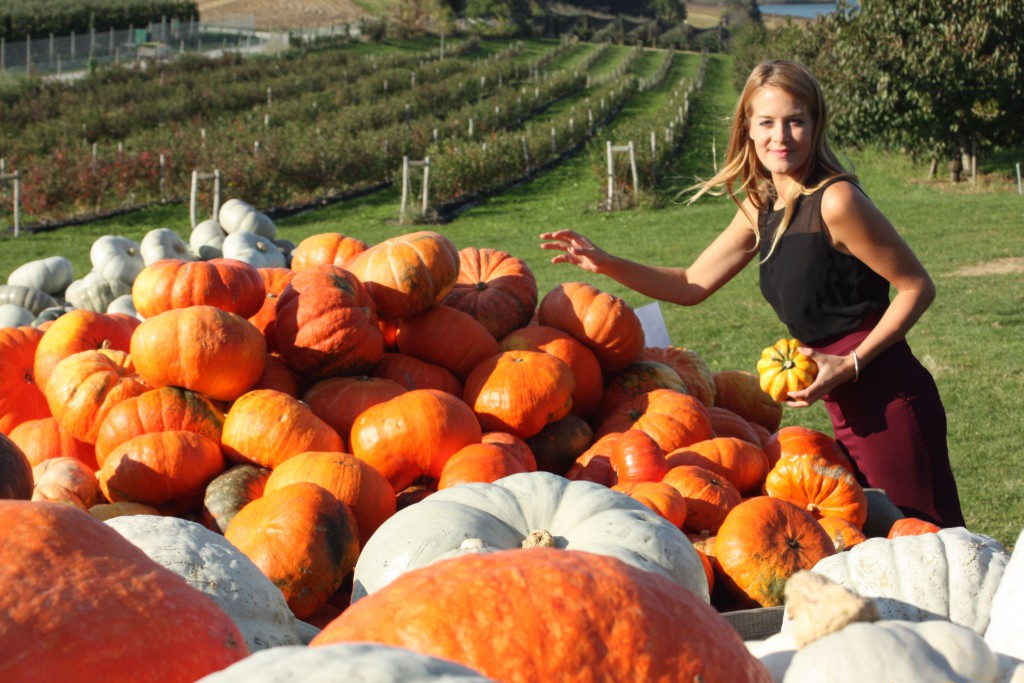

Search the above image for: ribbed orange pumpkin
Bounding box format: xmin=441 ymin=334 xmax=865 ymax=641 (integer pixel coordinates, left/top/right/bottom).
xmin=8 ymin=417 xmax=96 ymax=469
xmin=707 ymin=405 xmax=762 ymax=446
xmin=248 ymin=267 xmax=296 ymax=352
xmin=131 ymin=257 xmax=266 ymax=319
xmin=598 ymin=360 xmax=688 ymax=422
xmin=441 ymin=246 xmax=538 ymax=340
xmin=818 ymin=515 xmax=867 ymax=551
xmin=886 ymin=516 xmax=941 ymax=538
xmin=0 ymin=432 xmax=33 ymax=500
xmin=0 ymin=500 xmax=248 ymax=683
xmin=44 ymin=349 xmax=150 ymax=445
xmin=613 ymin=480 xmax=687 ymax=528
xmin=201 ymin=463 xmax=270 ymax=534
xmin=303 ymin=375 xmax=407 ymax=437
xmin=640 ymin=346 xmax=716 ymax=407
xmin=0 ymin=326 xmax=49 ymax=434
xmin=350 ymin=389 xmax=483 ymax=492
xmin=274 ymin=264 xmax=384 ymax=379
xmin=290 ymin=232 xmax=369 ymax=272
xmin=597 ymin=388 xmax=713 ymax=454
xmin=33 ymin=309 xmax=139 ymax=392
xmin=311 ymin=549 xmax=774 ymax=683
xmin=436 ymin=439 xmax=537 ymax=490
xmin=371 ymin=352 xmax=463 ymax=395
xmin=537 ymin=281 xmax=645 ymax=372
xmin=94 ymin=386 xmax=225 ymax=469
xmin=396 ymin=305 xmax=501 ymax=380
xmin=666 ymin=436 xmax=770 ymax=496
xmin=462 ymin=349 xmax=574 ymax=439
xmin=221 ymin=389 xmax=344 ymax=469
xmin=31 ymin=456 xmax=101 ymax=509
xmin=714 ymin=496 xmax=836 ymax=607
xmin=500 ymin=324 xmax=603 ymax=419
xmin=764 ymin=452 xmax=868 ymax=528
xmin=345 ymin=230 xmax=461 ymax=320
xmin=130 ymin=305 xmax=266 ymax=402
xmin=98 ymin=430 xmax=226 ymax=514
xmin=662 ymin=464 xmax=742 ymax=534
xmin=225 ymin=481 xmax=360 ymax=619
xmin=764 ymin=425 xmax=855 ymax=472
xmin=263 ymin=450 xmax=396 ymax=547
xmin=712 ymin=370 xmax=783 ymax=433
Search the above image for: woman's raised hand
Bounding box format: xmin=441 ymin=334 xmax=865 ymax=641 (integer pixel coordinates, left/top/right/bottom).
xmin=539 ymin=230 xmax=611 ymax=273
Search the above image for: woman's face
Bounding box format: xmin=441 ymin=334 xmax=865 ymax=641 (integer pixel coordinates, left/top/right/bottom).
xmin=747 ymin=86 xmax=814 ymax=190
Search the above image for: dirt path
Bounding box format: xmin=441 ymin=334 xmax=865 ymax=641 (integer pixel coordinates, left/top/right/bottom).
xmin=196 ymin=0 xmax=372 ymax=30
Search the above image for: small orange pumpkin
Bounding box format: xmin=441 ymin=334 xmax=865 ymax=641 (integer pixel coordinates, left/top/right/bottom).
xmin=662 ymin=464 xmax=742 ymax=535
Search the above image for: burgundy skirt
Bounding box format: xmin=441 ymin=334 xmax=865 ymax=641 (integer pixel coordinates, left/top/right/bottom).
xmin=811 ymin=320 xmax=965 ymax=528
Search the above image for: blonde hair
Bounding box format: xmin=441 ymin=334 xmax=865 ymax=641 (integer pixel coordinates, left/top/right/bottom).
xmin=688 ymin=60 xmax=855 ymax=258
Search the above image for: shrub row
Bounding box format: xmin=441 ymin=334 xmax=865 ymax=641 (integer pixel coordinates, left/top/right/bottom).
xmin=0 ymin=0 xmax=197 ymax=42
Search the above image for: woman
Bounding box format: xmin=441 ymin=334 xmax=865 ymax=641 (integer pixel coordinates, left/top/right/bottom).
xmin=540 ymin=60 xmax=964 ymax=528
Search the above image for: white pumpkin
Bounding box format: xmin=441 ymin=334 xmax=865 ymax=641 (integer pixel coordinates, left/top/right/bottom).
xmin=140 ymin=227 xmax=195 ymax=265
xmin=986 ymin=528 xmax=1024 ymax=659
xmin=190 ymin=219 xmax=227 ymax=260
xmin=218 ymin=198 xmax=277 ymax=239
xmin=0 ymin=303 xmax=34 ymax=328
xmin=105 ymin=515 xmax=303 ymax=652
xmin=783 ymin=527 xmax=1009 ymax=635
xmin=90 ymin=235 xmax=144 ymax=285
xmin=351 ymin=471 xmax=709 ymax=603
xmin=106 ymin=294 xmax=141 ymax=319
xmin=65 ymin=273 xmax=133 ymax=312
xmin=194 ymin=643 xmax=495 ymax=682
xmin=7 ymin=255 xmax=74 ymax=295
xmin=0 ymin=284 xmax=59 ymax=315
xmin=222 ymin=232 xmax=286 ymax=268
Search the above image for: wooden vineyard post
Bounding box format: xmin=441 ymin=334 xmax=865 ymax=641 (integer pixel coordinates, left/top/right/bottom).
xmin=400 ymin=156 xmax=430 ymax=225
xmin=606 ymin=141 xmax=639 ymax=209
xmin=190 ymin=169 xmax=221 ymax=229
xmin=0 ymin=168 xmax=20 ymax=237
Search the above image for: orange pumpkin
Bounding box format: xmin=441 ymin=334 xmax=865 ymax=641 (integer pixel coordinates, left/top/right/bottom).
xmin=0 ymin=500 xmax=248 ymax=682
xmin=247 ymin=267 xmax=296 ymax=352
xmin=345 ymin=230 xmax=461 ymax=319
xmin=311 ymin=549 xmax=774 ymax=683
xmin=8 ymin=417 xmax=96 ymax=470
xmin=371 ymin=352 xmax=463 ymax=396
xmin=250 ymin=351 xmax=302 ymax=397
xmin=395 ymin=305 xmax=501 ymax=380
xmin=764 ymin=452 xmax=868 ymax=529
xmin=221 ymin=389 xmax=344 ymax=470
xmin=887 ymin=516 xmax=941 ymax=538
xmin=350 ymin=389 xmax=483 ymax=492
xmin=130 ymin=305 xmax=266 ymax=402
xmin=707 ymin=405 xmax=762 ymax=446
xmin=131 ymin=257 xmax=266 ymax=319
xmin=666 ymin=436 xmax=770 ymax=496
xmin=640 ymin=346 xmax=716 ymax=407
xmin=613 ymin=480 xmax=687 ymax=528
xmin=98 ymin=430 xmax=226 ymax=514
xmin=598 ymin=360 xmax=688 ymax=422
xmin=818 ymin=515 xmax=867 ymax=551
xmin=44 ymin=349 xmax=150 ymax=445
xmin=31 ymin=456 xmax=101 ymax=509
xmin=609 ymin=428 xmax=669 ymax=485
xmin=500 ymin=324 xmax=603 ymax=419
xmin=290 ymin=232 xmax=369 ymax=272
xmin=225 ymin=481 xmax=360 ymax=620
xmin=712 ymin=370 xmax=784 ymax=433
xmin=463 ymin=349 xmax=574 ymax=439
xmin=33 ymin=309 xmax=139 ymax=393
xmin=714 ymin=496 xmax=835 ymax=607
xmin=764 ymin=425 xmax=856 ymax=472
xmin=274 ymin=264 xmax=384 ymax=379
xmin=662 ymin=464 xmax=742 ymax=534
xmin=597 ymin=388 xmax=713 ymax=454
xmin=441 ymin=246 xmax=538 ymax=340
xmin=94 ymin=386 xmax=225 ymax=469
xmin=537 ymin=281 xmax=645 ymax=372
xmin=436 ymin=441 xmax=535 ymax=490
xmin=303 ymin=375 xmax=407 ymax=438
xmin=0 ymin=326 xmax=49 ymax=434
xmin=263 ymin=451 xmax=397 ymax=547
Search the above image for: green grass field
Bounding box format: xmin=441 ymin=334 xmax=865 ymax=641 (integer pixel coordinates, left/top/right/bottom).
xmin=2 ymin=44 xmax=1021 ymax=549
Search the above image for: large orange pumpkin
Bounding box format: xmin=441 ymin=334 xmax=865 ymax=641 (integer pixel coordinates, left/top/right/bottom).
xmin=303 ymin=375 xmax=407 ymax=438
xmin=130 ymin=305 xmax=266 ymax=402
xmin=395 ymin=305 xmax=501 ymax=380
xmin=666 ymin=436 xmax=770 ymax=496
xmin=311 ymin=549 xmax=773 ymax=683
xmin=0 ymin=326 xmax=49 ymax=434
xmin=462 ymin=349 xmax=574 ymax=439
xmin=263 ymin=450 xmax=396 ymax=547
xmin=537 ymin=281 xmax=645 ymax=372
xmin=94 ymin=386 xmax=225 ymax=469
xmin=640 ymin=345 xmax=716 ymax=407
xmin=131 ymin=257 xmax=266 ymax=319
xmin=289 ymin=232 xmax=369 ymax=272
xmin=764 ymin=452 xmax=868 ymax=528
xmin=33 ymin=309 xmax=139 ymax=393
xmin=500 ymin=324 xmax=603 ymax=419
xmin=441 ymin=246 xmax=538 ymax=340
xmin=274 ymin=264 xmax=384 ymax=379
xmin=0 ymin=500 xmax=248 ymax=683
xmin=225 ymin=482 xmax=360 ymax=620
xmin=8 ymin=417 xmax=96 ymax=469
xmin=44 ymin=349 xmax=150 ymax=445
xmin=714 ymin=495 xmax=836 ymax=607
xmin=349 ymin=389 xmax=483 ymax=492
xmin=597 ymin=388 xmax=713 ymax=454
xmin=345 ymin=230 xmax=461 ymax=319
xmin=221 ymin=389 xmax=344 ymax=470
xmin=764 ymin=425 xmax=856 ymax=472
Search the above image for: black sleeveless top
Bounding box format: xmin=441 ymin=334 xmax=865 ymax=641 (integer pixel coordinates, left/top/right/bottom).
xmin=758 ymin=178 xmax=890 ymax=345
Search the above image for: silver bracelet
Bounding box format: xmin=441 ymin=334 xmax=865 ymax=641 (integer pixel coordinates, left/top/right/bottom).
xmin=851 ymin=350 xmax=860 ymax=382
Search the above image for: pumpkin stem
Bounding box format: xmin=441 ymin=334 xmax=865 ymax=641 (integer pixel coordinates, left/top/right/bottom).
xmin=522 ymin=530 xmax=556 ymax=548
xmin=784 ymin=570 xmax=880 ymax=648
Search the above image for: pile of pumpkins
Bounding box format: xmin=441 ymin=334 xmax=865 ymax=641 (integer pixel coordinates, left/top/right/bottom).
xmin=2 ymin=199 xmax=1023 ymax=683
